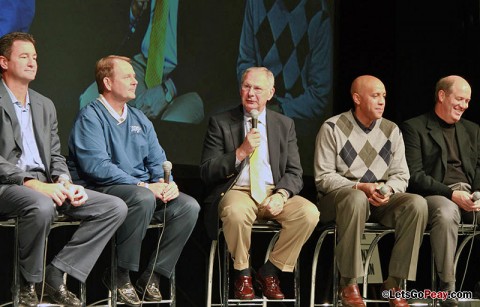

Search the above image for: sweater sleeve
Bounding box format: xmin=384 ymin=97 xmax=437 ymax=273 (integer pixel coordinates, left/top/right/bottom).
xmin=314 ymin=121 xmax=357 ymax=195
xmin=384 ymin=127 xmax=410 ymax=193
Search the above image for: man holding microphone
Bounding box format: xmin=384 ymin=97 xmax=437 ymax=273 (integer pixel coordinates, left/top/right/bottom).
xmin=68 ymin=55 xmax=199 ymax=305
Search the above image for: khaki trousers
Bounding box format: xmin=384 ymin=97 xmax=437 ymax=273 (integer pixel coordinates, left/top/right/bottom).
xmin=219 ymin=186 xmax=319 ymax=272
xmin=318 ymin=188 xmax=428 ymax=280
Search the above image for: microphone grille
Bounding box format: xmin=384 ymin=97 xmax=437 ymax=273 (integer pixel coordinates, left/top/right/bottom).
xmin=250 ymin=109 xmax=259 ymax=119
xmin=379 ymin=185 xmax=390 ymax=196
xmin=162 ymin=161 xmax=173 ymax=172
xmin=473 ymin=191 xmax=480 ymax=202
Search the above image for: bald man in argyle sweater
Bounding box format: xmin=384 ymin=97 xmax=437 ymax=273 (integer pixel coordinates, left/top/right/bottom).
xmin=314 ymin=75 xmax=427 ymax=307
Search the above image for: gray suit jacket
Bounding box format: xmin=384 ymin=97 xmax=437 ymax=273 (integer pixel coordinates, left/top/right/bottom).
xmin=401 ymin=111 xmax=480 ymax=198
xmin=0 ymin=81 xmax=68 ymax=195
xmin=200 ymin=105 xmax=304 ymax=239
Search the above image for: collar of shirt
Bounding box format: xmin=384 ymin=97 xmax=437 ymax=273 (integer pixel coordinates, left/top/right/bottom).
xmin=98 ymin=94 xmax=128 ymax=124
xmin=351 ymin=109 xmax=376 ymax=133
xmin=2 ymin=79 xmax=30 ymax=110
xmin=243 ymin=108 xmax=267 ymax=128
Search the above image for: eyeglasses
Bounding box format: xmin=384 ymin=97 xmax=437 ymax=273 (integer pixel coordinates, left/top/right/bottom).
xmin=241 ymin=84 xmax=267 ymax=94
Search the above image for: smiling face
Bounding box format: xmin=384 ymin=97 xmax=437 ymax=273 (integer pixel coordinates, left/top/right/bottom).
xmin=240 ymin=68 xmax=275 ymax=113
xmin=351 ymin=75 xmax=386 ymax=127
xmin=0 ymin=40 xmax=37 ymax=83
xmin=435 ymin=77 xmax=471 ymax=124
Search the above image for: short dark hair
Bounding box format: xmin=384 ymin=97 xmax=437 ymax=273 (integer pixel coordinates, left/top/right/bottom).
xmin=0 ymin=32 xmax=35 ymax=74
xmin=95 ymin=55 xmax=131 ymax=94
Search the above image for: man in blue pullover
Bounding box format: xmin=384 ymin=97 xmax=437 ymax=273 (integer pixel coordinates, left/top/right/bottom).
xmin=68 ymin=55 xmax=200 ymax=306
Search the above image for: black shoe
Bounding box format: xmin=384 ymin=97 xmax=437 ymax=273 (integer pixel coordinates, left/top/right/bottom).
xmin=18 ymin=283 xmax=39 ymax=307
xmin=135 ymin=278 xmax=162 ymax=301
xmin=102 ymin=270 xmax=141 ymax=306
xmin=44 ymin=281 xmax=82 ymax=307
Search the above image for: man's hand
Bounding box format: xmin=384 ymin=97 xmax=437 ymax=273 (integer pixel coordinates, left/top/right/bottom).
xmin=452 ymin=190 xmax=480 ymax=212
xmin=131 ymin=0 xmax=150 ymax=20
xmin=259 ymin=193 xmax=285 ymax=217
xmin=149 ymin=179 xmax=179 ymax=203
xmin=236 ymin=128 xmax=260 ymax=162
xmin=24 ymin=179 xmax=88 ymax=207
xmin=357 ymin=182 xmax=391 ymax=207
xmin=63 ymin=182 xmax=89 ymax=207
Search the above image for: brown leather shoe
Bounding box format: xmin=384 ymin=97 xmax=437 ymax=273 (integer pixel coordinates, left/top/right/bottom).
xmin=255 ymin=271 xmax=284 ymax=300
xmin=381 ymin=283 xmax=409 ymax=307
xmin=234 ymin=275 xmax=255 ymax=300
xmin=339 ymin=284 xmax=366 ymax=307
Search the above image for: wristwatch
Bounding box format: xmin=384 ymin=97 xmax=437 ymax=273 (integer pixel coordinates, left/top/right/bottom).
xmin=276 ymin=189 xmax=289 ymax=203
xmin=137 ymin=182 xmax=150 ymax=189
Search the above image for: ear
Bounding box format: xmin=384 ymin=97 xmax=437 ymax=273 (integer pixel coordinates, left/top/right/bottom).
xmin=267 ymin=87 xmax=275 ymax=101
xmin=352 ymin=92 xmax=361 ymax=106
xmin=103 ymin=77 xmax=112 ymax=92
xmin=0 ymin=56 xmax=8 ymax=70
xmin=438 ymin=90 xmax=446 ymax=103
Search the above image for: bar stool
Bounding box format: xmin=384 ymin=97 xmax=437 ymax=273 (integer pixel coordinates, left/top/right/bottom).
xmin=206 ymin=220 xmax=300 ymax=307
xmin=0 ymin=214 xmax=85 ymax=307
xmin=105 ymin=219 xmax=176 ymax=307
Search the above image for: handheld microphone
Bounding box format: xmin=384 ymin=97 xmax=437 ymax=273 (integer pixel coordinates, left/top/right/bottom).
xmin=250 ymin=109 xmax=259 ymax=129
xmin=472 ymin=191 xmax=480 ymax=202
xmin=378 ymin=185 xmax=390 ymax=196
xmin=162 ymin=161 xmax=172 ymax=184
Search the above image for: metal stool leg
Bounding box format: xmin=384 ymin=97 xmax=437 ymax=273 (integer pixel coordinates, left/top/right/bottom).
xmin=13 ymin=218 xmax=20 ymax=307
xmin=110 ymin=236 xmax=117 ymax=307
xmin=222 ymin=236 xmax=229 ymax=307
xmin=310 ymin=226 xmax=336 ymax=307
xmin=206 ymin=240 xmax=217 ymax=307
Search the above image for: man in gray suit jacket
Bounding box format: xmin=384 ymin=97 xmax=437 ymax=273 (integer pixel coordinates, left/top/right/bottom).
xmin=0 ymin=32 xmax=127 ymax=307
xmin=200 ymin=67 xmax=319 ymax=300
xmin=402 ymin=75 xmax=480 ymax=306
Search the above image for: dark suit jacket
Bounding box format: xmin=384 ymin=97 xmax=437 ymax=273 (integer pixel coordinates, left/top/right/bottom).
xmin=0 ymin=81 xmax=68 ymax=195
xmin=401 ymin=111 xmax=480 ymax=198
xmin=200 ymin=105 xmax=304 ymax=239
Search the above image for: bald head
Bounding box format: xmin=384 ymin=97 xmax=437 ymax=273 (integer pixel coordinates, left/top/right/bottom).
xmin=435 ymin=75 xmax=470 ymax=102
xmin=350 ymin=75 xmax=386 ymax=127
xmin=434 ymin=75 xmax=471 ymax=124
xmin=351 ymin=75 xmax=384 ymax=96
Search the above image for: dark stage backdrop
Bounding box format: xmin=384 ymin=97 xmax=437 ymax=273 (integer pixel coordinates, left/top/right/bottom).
xmin=2 ymin=0 xmax=480 ymax=305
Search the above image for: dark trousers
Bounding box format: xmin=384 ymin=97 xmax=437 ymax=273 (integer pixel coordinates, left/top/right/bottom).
xmin=95 ymin=185 xmax=200 ymax=278
xmin=0 ymin=185 xmax=127 ymax=283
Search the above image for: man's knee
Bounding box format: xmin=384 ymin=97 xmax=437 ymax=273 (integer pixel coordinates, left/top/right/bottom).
xmin=130 ymin=188 xmax=156 ymax=212
xmin=296 ymin=199 xmax=320 ymax=226
xmin=107 ymin=196 xmax=128 ymax=222
xmin=405 ymin=194 xmax=428 ymax=219
xmin=176 ymin=194 xmax=200 ymax=222
xmin=30 ymin=196 xmax=56 ymax=224
xmin=427 ymin=196 xmax=461 ymax=226
xmin=336 ymin=189 xmax=369 ymax=216
xmin=220 ymin=202 xmax=255 ymax=225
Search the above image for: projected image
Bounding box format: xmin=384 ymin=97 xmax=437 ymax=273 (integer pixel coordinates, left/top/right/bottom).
xmin=0 ymin=0 xmax=35 ymax=36
xmin=7 ymin=0 xmax=333 ymax=169
xmin=79 ymin=0 xmax=204 ymax=124
xmin=237 ymin=0 xmax=332 ymax=120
